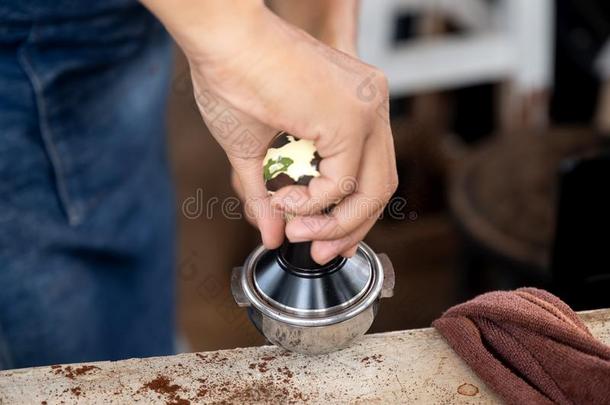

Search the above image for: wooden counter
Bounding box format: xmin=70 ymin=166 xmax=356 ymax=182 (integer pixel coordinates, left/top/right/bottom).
xmin=1 ymin=309 xmax=609 ymax=404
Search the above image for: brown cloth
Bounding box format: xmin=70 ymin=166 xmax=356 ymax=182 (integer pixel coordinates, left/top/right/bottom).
xmin=432 ymin=288 xmax=610 ymax=405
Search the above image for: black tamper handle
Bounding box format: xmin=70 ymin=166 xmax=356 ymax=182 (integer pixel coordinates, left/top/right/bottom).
xmin=278 ymin=240 xmax=323 ymax=270
xmin=263 ymin=132 xmax=335 ymax=271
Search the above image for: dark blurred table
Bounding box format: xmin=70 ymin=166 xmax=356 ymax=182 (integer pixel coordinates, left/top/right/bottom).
xmin=449 ymin=128 xmax=605 ymax=276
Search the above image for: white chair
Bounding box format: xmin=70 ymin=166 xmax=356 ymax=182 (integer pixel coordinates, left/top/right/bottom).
xmin=358 ymin=0 xmax=555 ymax=128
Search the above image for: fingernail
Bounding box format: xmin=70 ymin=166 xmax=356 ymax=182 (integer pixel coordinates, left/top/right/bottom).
xmin=313 ymin=254 xmax=332 ymax=266
xmin=286 ymin=235 xmax=309 ymax=243
xmin=285 ymin=228 xmax=310 ymax=243
xmin=285 ymin=221 xmax=309 ymax=240
xmin=312 ymin=245 xmax=336 ymax=265
xmin=271 ymin=189 xmax=307 ymax=211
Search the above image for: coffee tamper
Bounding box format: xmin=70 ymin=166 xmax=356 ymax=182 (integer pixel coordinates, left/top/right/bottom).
xmin=231 ymin=132 xmax=395 ymax=354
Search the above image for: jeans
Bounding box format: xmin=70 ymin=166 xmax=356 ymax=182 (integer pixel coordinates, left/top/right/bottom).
xmin=0 ymin=1 xmax=176 ymax=368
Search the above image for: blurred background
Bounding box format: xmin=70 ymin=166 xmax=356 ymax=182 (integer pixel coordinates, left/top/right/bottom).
xmin=170 ymin=0 xmax=610 ymax=352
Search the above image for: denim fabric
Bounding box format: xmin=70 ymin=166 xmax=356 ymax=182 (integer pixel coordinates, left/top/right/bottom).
xmin=0 ymin=0 xmax=138 ymax=22
xmin=0 ymin=2 xmax=176 ymax=368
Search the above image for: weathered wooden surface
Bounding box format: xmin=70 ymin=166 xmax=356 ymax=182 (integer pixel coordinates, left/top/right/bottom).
xmin=1 ymin=309 xmax=608 ymax=404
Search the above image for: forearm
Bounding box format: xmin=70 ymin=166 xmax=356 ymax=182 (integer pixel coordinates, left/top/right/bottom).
xmin=268 ymin=0 xmax=359 ymax=54
xmin=139 ymin=0 xmax=265 ymax=57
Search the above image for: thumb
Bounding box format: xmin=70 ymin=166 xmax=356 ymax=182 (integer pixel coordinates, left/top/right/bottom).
xmin=230 ymin=156 xmax=284 ymax=249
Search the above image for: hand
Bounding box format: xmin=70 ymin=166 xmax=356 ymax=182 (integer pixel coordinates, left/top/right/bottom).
xmin=143 ymin=1 xmax=398 ymax=264
xmin=229 ymin=0 xmax=360 ymax=219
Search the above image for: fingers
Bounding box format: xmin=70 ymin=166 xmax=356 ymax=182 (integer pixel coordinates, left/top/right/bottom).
xmin=283 ymin=192 xmax=385 ymax=242
xmin=289 ymin=122 xmax=397 ymax=264
xmin=230 ymin=157 xmax=284 ymax=249
xmin=195 ymin=87 xmax=284 ymax=247
xmin=269 ymin=68 xmax=390 ymax=218
xmin=231 ymin=170 xmax=259 ymax=227
xmin=284 ymin=131 xmax=397 ymax=243
xmin=341 ymin=244 xmax=359 ymax=258
xmin=231 ymin=169 xmax=245 ymax=200
xmin=310 ymin=216 xmax=376 ymax=264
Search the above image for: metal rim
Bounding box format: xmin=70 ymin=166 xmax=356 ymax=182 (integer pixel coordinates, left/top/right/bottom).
xmin=240 ymin=242 xmax=384 ymax=327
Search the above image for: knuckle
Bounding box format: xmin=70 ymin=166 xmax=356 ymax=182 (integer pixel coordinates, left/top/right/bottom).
xmin=384 ymin=178 xmax=399 ymax=200
xmin=373 ymin=174 xmax=398 ymax=204
xmin=371 ymin=69 xmax=389 ymax=96
xmin=353 ymin=68 xmax=389 ymax=124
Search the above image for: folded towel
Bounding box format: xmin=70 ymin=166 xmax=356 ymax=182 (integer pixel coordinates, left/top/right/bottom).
xmin=432 ymin=288 xmax=610 ymax=405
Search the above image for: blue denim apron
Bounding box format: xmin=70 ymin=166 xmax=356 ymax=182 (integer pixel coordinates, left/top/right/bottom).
xmin=0 ymin=1 xmax=176 ymax=368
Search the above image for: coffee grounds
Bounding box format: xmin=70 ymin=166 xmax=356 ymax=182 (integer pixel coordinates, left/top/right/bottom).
xmin=74 ymin=365 xmax=100 ymax=376
xmin=361 ymin=354 xmax=384 ymax=367
xmin=141 ymin=375 xmax=190 ymax=405
xmin=51 ymin=365 xmax=100 ymax=379
xmin=248 ymin=360 xmax=273 ymax=373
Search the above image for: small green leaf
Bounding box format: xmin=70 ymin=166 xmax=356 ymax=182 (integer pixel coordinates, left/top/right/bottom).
xmin=263 ymin=156 xmax=294 ymax=181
